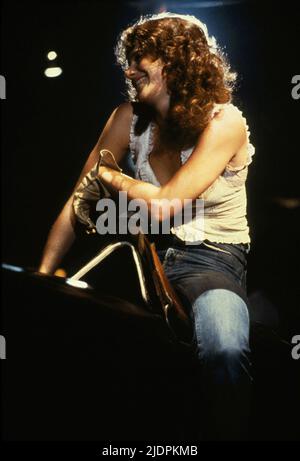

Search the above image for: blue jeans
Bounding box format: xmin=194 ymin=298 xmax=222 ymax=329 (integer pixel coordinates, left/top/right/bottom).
xmin=156 ymin=237 xmax=253 ymax=440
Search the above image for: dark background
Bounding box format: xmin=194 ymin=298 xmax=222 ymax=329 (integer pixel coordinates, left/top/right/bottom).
xmin=1 ymin=0 xmax=300 ymax=442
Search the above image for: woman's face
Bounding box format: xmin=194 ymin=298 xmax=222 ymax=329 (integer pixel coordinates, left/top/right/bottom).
xmin=124 ymin=56 xmax=169 ymax=106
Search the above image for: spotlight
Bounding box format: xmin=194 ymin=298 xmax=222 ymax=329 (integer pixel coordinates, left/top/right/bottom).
xmin=44 ymin=67 xmax=63 ymax=78
xmin=44 ymin=50 xmax=63 ymax=78
xmin=47 ymin=51 xmax=57 ymax=61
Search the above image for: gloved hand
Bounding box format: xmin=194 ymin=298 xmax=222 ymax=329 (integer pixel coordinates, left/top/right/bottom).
xmin=73 ymin=149 xmax=122 ymax=234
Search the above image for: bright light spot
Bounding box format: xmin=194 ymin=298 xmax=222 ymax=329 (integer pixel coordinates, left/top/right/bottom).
xmin=2 ymin=263 xmax=24 ymax=273
xmin=66 ymin=279 xmax=89 ymax=289
xmin=44 ymin=67 xmax=63 ymax=78
xmin=55 ymin=268 xmax=67 ymax=278
xmin=47 ymin=51 xmax=57 ymax=61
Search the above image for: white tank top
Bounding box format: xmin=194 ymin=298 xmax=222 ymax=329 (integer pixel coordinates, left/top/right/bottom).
xmin=129 ymin=103 xmax=255 ymax=244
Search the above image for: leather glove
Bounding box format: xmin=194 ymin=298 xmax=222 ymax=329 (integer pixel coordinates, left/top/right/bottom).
xmin=73 ymin=149 xmax=122 ymax=234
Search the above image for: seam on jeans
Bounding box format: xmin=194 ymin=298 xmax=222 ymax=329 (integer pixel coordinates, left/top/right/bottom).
xmin=202 ymin=242 xmax=232 ymax=256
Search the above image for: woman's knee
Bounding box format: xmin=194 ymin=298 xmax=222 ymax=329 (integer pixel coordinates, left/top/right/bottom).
xmin=191 ymin=288 xmax=250 ymax=359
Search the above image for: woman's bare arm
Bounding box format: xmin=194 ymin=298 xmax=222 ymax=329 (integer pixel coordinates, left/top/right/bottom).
xmin=97 ymin=104 xmax=247 ymax=220
xmin=38 ymin=102 xmax=133 ymax=275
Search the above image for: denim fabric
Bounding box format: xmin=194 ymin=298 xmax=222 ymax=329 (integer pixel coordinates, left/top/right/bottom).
xmin=156 ymin=237 xmax=252 ymax=440
xmin=191 ymin=288 xmax=252 ymax=440
xmin=156 ymin=237 xmax=249 ymax=291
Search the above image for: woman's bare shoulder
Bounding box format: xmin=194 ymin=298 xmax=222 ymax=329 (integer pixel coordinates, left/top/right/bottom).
xmin=113 ymin=101 xmax=134 ymax=122
xmin=211 ymin=103 xmax=249 ymax=164
xmin=104 ymin=101 xmax=134 ymax=141
xmin=191 ymin=102 xmax=248 ymax=166
xmin=207 ymin=103 xmax=247 ymax=141
xmin=212 ymin=103 xmax=244 ymax=122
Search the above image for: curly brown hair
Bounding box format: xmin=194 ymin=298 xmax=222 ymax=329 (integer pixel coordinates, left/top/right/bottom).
xmin=115 ymin=12 xmax=237 ymax=149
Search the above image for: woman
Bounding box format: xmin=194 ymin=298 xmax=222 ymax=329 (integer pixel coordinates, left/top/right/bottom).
xmin=39 ymin=12 xmax=254 ymax=440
